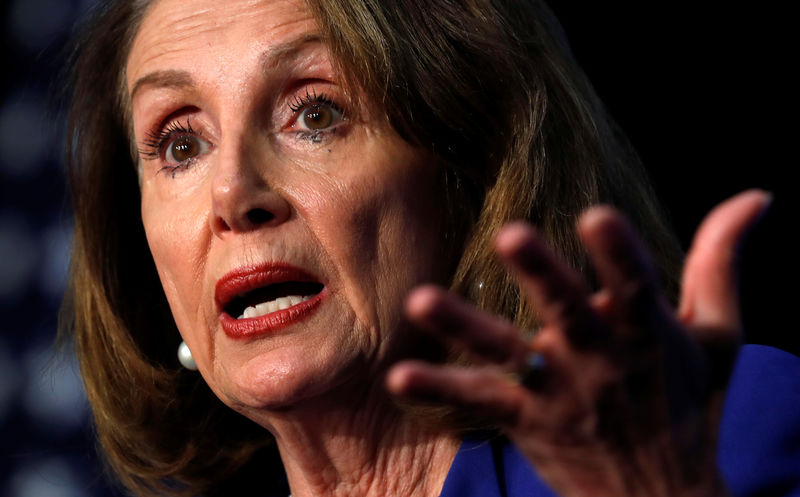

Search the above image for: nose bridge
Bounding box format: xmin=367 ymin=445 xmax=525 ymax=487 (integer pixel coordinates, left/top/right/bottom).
xmin=210 ymin=123 xmax=290 ymax=235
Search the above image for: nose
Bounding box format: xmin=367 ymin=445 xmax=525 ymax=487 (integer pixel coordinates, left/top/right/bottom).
xmin=210 ymin=142 xmax=290 ymax=236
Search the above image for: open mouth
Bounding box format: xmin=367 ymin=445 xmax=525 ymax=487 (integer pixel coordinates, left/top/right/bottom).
xmin=215 ymin=264 xmax=327 ymax=338
xmin=224 ymin=281 xmax=325 ymax=320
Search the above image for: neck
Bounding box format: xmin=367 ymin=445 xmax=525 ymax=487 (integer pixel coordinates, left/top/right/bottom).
xmin=250 ymin=383 xmax=460 ymax=497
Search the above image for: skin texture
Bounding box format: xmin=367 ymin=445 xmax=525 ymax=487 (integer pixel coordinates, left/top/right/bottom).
xmin=128 ymin=0 xmax=457 ymax=496
xmin=389 ymin=190 xmax=771 ymax=497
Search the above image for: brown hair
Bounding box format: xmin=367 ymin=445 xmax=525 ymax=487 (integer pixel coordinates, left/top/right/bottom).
xmin=307 ymin=0 xmax=682 ymax=327
xmin=61 ymin=0 xmax=682 ymax=496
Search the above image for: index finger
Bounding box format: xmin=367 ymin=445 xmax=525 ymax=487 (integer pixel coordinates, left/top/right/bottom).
xmin=405 ymin=285 xmax=532 ymax=368
xmin=495 ymin=222 xmax=604 ymax=348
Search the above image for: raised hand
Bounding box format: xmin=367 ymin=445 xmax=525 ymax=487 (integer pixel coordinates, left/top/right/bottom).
xmin=387 ymin=190 xmax=772 ymax=497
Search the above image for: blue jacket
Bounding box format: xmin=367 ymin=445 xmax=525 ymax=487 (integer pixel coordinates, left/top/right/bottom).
xmin=440 ymin=345 xmax=800 ymax=497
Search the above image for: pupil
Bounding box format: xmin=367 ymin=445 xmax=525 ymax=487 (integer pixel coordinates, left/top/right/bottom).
xmin=172 ymin=136 xmax=198 ymax=161
xmin=304 ymin=105 xmax=332 ymax=129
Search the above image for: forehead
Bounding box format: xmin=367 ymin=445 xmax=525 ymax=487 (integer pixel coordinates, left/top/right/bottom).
xmin=126 ymin=0 xmax=317 ymax=90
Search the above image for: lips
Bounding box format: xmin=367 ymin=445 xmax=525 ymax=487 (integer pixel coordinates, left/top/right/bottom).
xmin=215 ymin=263 xmax=325 ymax=339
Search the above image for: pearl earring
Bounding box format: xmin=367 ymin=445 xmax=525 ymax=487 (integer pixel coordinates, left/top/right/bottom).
xmin=177 ymin=341 xmax=198 ymax=370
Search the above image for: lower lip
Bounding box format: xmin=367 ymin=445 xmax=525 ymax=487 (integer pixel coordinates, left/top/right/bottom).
xmin=219 ymin=290 xmax=325 ymax=339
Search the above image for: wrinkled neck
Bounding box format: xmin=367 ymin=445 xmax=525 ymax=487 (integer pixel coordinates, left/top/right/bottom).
xmin=253 ymin=381 xmax=460 ymax=497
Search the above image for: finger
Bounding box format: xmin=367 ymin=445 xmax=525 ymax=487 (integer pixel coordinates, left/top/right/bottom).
xmin=678 ymin=189 xmax=772 ymax=334
xmin=494 ymin=222 xmax=602 ymax=347
xmin=578 ymin=207 xmax=667 ymax=330
xmin=387 ymin=358 xmax=618 ymax=436
xmin=386 ymin=360 xmax=533 ymax=427
xmin=406 ymin=285 xmax=531 ymax=367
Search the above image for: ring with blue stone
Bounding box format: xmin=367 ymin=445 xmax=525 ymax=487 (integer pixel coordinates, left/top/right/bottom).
xmin=517 ymin=350 xmax=547 ymax=390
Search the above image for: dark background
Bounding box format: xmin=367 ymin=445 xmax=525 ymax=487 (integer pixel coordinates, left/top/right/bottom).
xmin=0 ymin=1 xmax=792 ymax=496
xmin=549 ymin=1 xmax=792 ymax=355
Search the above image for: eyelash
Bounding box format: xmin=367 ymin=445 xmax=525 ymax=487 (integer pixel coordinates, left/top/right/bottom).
xmin=138 ymin=119 xmax=203 ymax=176
xmin=289 ymin=88 xmax=339 ymax=113
xmin=289 ymin=88 xmax=346 ymax=142
xmin=137 ymin=89 xmax=345 ymax=174
xmin=139 ymin=119 xmax=197 ymax=161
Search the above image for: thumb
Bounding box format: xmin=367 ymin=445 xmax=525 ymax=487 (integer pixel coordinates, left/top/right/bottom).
xmin=678 ymin=189 xmax=772 ymax=335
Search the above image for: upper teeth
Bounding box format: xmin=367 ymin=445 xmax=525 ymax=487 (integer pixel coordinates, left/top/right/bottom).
xmin=237 ymin=295 xmax=313 ymax=319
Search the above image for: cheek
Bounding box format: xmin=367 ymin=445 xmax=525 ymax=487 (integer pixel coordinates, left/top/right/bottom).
xmin=288 ymin=144 xmax=442 ymax=339
xmin=141 ymin=190 xmax=213 ymax=341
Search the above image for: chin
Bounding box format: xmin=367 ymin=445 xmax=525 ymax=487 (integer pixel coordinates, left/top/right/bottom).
xmin=213 ymin=338 xmax=370 ymax=414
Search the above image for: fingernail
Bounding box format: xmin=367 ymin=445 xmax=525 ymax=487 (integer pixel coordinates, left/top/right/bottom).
xmin=749 ymin=189 xmax=773 ymax=226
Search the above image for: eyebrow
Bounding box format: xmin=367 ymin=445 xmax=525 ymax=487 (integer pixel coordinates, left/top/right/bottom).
xmin=261 ymin=33 xmax=323 ymax=69
xmin=129 ymin=69 xmax=194 ymax=101
xmin=129 ymin=33 xmax=324 ymax=101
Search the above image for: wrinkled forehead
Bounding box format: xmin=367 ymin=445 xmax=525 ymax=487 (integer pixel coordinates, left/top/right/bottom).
xmin=126 ymin=0 xmax=317 ymax=93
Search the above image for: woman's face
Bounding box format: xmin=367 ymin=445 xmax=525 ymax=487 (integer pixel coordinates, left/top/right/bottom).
xmin=127 ymin=0 xmax=442 ymax=413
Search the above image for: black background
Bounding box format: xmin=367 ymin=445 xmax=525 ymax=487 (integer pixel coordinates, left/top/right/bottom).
xmin=551 ymin=1 xmax=794 ymax=354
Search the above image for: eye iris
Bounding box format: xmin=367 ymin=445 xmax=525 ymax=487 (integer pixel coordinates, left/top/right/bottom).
xmin=171 ymin=136 xmax=200 ymax=162
xmin=303 ymin=105 xmax=333 ymax=130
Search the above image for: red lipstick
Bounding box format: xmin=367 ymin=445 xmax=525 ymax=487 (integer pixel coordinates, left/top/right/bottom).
xmin=215 ymin=263 xmax=325 ymax=339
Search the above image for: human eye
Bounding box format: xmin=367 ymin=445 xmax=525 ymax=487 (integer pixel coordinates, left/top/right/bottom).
xmin=139 ymin=119 xmax=212 ymax=177
xmin=287 ymin=88 xmax=346 ymax=143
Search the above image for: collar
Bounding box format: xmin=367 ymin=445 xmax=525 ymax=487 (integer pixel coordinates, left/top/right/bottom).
xmin=439 ymin=437 xmax=556 ymax=497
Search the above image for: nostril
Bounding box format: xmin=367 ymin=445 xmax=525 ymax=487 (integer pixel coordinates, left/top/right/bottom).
xmin=246 ymin=208 xmax=274 ymax=225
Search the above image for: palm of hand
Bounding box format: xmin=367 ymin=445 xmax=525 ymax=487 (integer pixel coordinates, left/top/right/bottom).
xmin=388 ymin=190 xmax=771 ymax=497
